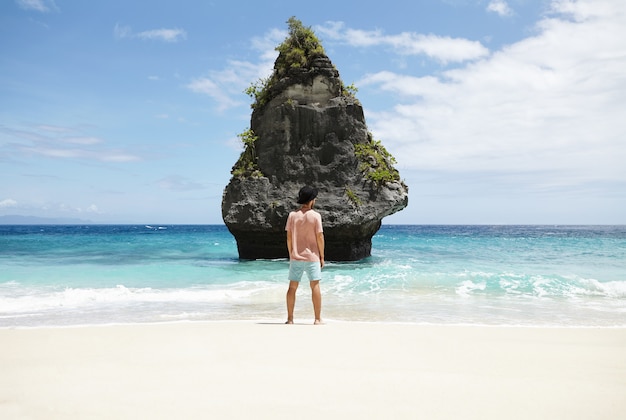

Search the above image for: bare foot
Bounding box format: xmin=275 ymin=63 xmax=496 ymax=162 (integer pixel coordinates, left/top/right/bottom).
xmin=285 ymin=320 xmax=294 ymax=324
xmin=314 ymin=319 xmax=323 ymax=325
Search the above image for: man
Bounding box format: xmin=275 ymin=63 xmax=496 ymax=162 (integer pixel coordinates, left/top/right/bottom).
xmin=285 ymin=186 xmax=325 ymax=325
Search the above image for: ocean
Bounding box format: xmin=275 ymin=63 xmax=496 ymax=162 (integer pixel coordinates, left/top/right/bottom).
xmin=1 ymin=224 xmax=625 ymax=328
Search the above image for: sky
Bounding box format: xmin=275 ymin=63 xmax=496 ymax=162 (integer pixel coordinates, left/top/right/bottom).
xmin=1 ymin=0 xmax=625 ymax=224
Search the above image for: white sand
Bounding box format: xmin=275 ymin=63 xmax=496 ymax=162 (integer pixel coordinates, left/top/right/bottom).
xmin=1 ymin=322 xmax=625 ymax=419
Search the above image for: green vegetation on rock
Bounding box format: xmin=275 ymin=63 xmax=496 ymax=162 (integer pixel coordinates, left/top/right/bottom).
xmin=274 ymin=16 xmax=325 ymax=78
xmin=345 ymin=187 xmax=362 ymax=207
xmin=231 ymin=128 xmax=263 ymax=178
xmin=355 ymin=135 xmax=401 ymax=186
xmin=245 ymin=17 xmax=325 ymax=109
xmin=342 ymin=83 xmax=358 ymax=97
xmin=244 ymin=77 xmax=271 ymax=109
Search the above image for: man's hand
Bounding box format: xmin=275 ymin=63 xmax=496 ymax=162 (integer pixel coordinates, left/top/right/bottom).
xmin=316 ymin=232 xmax=325 ymax=269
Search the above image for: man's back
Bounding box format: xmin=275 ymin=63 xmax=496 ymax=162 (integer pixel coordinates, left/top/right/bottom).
xmin=286 ymin=209 xmax=323 ymax=262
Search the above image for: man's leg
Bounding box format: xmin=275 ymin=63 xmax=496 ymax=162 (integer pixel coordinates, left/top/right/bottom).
xmin=310 ymin=280 xmax=322 ymax=324
xmin=286 ymin=280 xmax=299 ymax=324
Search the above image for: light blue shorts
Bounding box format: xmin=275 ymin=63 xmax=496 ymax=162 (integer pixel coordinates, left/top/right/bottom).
xmin=288 ymin=261 xmax=322 ymax=282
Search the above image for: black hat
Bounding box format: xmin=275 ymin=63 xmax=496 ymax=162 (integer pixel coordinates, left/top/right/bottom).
xmin=297 ymin=186 xmax=318 ymax=204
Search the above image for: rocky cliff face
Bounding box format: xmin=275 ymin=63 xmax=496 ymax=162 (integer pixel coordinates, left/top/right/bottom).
xmin=222 ymin=19 xmax=408 ymax=261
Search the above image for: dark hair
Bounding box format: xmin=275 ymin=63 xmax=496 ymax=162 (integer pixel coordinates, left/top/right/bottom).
xmin=297 ymin=186 xmax=318 ymax=204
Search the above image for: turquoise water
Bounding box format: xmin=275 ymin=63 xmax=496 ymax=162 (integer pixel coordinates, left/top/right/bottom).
xmin=1 ymin=225 xmax=625 ymax=327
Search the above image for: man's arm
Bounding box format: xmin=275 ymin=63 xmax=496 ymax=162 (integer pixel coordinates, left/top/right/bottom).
xmin=316 ymin=232 xmax=325 ymax=269
xmin=286 ymin=230 xmax=292 ymax=258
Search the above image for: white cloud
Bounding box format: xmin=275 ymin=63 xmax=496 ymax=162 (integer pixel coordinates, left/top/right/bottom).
xmin=113 ymin=23 xmax=132 ymax=40
xmin=0 ymin=123 xmax=141 ymax=162
xmin=98 ymin=152 xmax=140 ymax=162
xmin=36 ymin=124 xmax=72 ymax=133
xmin=186 ymin=77 xmax=243 ymax=111
xmin=316 ymin=22 xmax=489 ymax=64
xmin=549 ymin=0 xmax=616 ymax=21
xmin=187 ymin=28 xmax=281 ymax=111
xmin=156 ymin=175 xmax=207 ymax=191
xmin=358 ymin=0 xmax=626 ymax=191
xmin=62 ymin=136 xmax=102 ymax=145
xmin=114 ymin=24 xmax=187 ymax=43
xmin=137 ymin=28 xmax=187 ymax=43
xmin=15 ymin=0 xmax=57 ymax=13
xmin=86 ymin=204 xmax=101 ymax=213
xmin=251 ymin=28 xmax=286 ymax=61
xmin=487 ymin=0 xmax=514 ymax=17
xmin=0 ymin=199 xmax=18 ymax=208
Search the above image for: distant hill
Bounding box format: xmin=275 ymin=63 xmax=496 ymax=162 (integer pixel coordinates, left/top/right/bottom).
xmin=0 ymin=215 xmax=93 ymax=224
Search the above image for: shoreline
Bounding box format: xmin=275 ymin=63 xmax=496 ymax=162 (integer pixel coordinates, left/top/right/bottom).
xmin=3 ymin=318 xmax=626 ymax=330
xmin=2 ymin=321 xmax=625 ymax=419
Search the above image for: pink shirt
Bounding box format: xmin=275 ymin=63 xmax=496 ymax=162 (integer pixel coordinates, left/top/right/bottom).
xmin=285 ymin=209 xmax=323 ymax=262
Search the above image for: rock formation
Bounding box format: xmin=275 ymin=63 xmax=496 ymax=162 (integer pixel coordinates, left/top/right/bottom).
xmin=222 ymin=18 xmax=408 ymax=261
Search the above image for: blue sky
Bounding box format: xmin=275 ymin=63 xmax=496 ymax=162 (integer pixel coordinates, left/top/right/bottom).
xmin=1 ymin=0 xmax=624 ymax=224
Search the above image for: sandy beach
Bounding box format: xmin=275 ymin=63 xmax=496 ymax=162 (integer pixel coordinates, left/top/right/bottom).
xmin=1 ymin=322 xmax=625 ymax=419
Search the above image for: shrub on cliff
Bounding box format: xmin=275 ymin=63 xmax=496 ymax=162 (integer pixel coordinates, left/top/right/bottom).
xmin=245 ymin=17 xmax=326 ymax=109
xmin=274 ymin=17 xmax=325 ymax=78
xmin=231 ymin=128 xmax=263 ymax=178
xmin=355 ymin=135 xmax=401 ymax=186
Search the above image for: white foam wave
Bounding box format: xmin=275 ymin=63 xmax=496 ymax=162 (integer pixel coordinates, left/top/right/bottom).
xmin=456 ymin=280 xmax=487 ymax=297
xmin=0 ymin=282 xmax=284 ymax=314
xmin=326 ymin=272 xmax=410 ymax=296
xmin=573 ymin=278 xmax=626 ymax=298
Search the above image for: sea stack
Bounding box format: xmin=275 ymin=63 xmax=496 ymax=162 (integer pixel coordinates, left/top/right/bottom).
xmin=222 ymin=17 xmax=408 ymax=261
